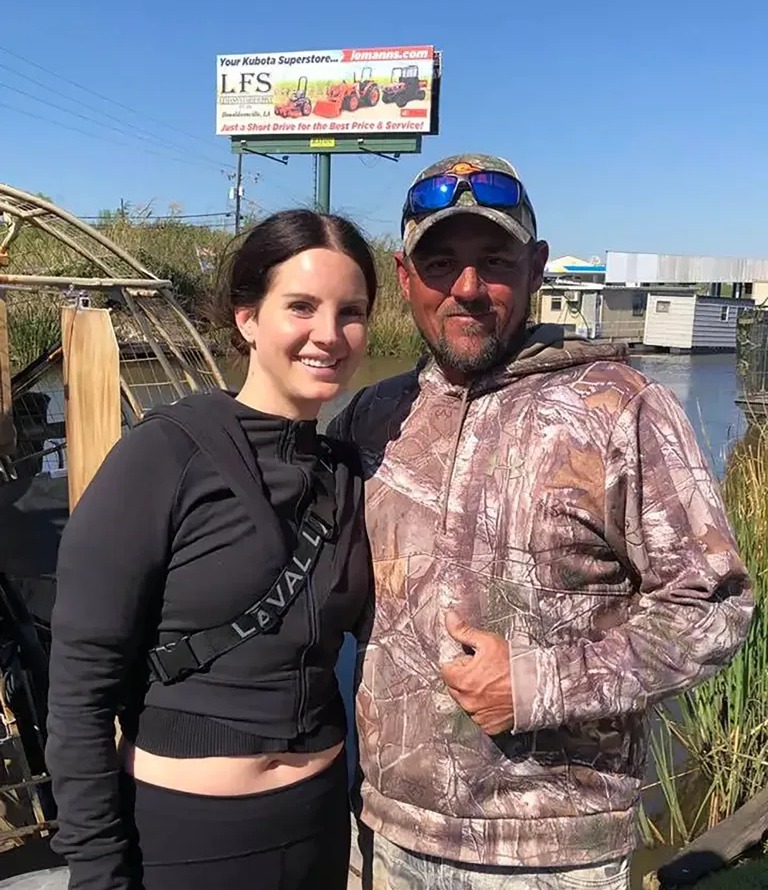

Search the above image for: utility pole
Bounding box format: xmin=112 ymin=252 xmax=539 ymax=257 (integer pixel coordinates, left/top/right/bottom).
xmin=234 ymin=153 xmax=243 ymax=234
xmin=314 ymin=154 xmax=331 ymax=214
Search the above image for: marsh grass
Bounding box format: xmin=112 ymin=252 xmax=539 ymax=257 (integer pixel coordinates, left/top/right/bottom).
xmin=641 ymin=419 xmax=768 ymax=848
xmin=7 ymin=292 xmax=61 ymax=375
xmin=5 ymin=216 xmax=424 ymax=366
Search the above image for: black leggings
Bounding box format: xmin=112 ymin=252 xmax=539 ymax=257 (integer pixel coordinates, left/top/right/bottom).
xmin=119 ymin=750 xmax=350 ymax=889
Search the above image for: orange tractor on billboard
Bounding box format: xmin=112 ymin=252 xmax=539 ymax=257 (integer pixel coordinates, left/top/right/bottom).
xmin=381 ymin=65 xmax=427 ymax=107
xmin=274 ymin=75 xmax=312 ymax=118
xmin=313 ymin=67 xmax=380 ymax=118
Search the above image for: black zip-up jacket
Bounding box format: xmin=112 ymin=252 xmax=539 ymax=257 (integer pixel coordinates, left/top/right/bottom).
xmin=45 ymin=389 xmax=373 ymax=890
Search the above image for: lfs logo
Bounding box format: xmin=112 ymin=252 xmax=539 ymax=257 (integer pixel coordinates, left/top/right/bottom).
xmin=220 ymin=71 xmax=272 ymax=94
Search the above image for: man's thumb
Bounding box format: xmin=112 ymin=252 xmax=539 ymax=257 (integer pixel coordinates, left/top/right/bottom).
xmin=445 ymin=610 xmax=482 ymax=650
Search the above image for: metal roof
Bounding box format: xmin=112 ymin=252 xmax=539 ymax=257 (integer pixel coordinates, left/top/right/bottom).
xmin=605 ymin=251 xmax=768 ymax=284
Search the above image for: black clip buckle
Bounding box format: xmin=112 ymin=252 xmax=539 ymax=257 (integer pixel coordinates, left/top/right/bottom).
xmin=147 ymin=636 xmax=201 ymax=684
xmin=305 ymin=510 xmax=336 ymax=542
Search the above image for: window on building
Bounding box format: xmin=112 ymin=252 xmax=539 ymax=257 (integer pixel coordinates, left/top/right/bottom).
xmin=744 ymin=283 xmax=754 ymax=296
xmin=551 ymin=297 xmax=562 ymax=311
xmin=656 ymin=300 xmax=670 ymax=313
xmin=631 ymin=295 xmax=646 ymax=317
xmin=720 ymin=305 xmax=730 ymax=322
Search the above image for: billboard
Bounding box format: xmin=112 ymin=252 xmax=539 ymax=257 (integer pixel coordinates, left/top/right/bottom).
xmin=216 ymin=46 xmax=437 ymax=139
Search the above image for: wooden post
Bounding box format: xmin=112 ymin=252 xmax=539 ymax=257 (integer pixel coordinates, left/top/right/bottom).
xmin=0 ymin=298 xmax=14 ymax=458
xmin=62 ymin=303 xmax=121 ymax=511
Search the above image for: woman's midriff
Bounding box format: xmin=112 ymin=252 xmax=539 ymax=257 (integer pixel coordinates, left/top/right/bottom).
xmin=120 ymin=740 xmax=345 ymax=795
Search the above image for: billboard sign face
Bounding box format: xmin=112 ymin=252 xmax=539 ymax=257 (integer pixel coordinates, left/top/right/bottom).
xmin=216 ymin=46 xmax=436 ymax=138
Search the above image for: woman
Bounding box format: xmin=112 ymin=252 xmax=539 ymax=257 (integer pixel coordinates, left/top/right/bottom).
xmin=45 ymin=209 xmax=376 ymax=889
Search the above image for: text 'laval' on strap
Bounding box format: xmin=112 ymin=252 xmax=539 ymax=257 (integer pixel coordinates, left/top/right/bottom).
xmin=136 ymin=392 xmax=339 ymax=685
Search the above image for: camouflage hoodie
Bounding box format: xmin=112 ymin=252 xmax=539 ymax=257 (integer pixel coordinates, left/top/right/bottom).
xmin=329 ymin=325 xmax=753 ymax=869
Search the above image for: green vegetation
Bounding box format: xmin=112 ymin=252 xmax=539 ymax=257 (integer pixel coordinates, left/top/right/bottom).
xmin=7 ymin=292 xmax=60 ymax=375
xmin=640 ymin=421 xmax=768 ymax=852
xmin=5 ymin=211 xmax=424 ymax=375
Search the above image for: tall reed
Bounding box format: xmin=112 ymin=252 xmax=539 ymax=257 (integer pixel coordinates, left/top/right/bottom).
xmin=7 ymin=216 xmax=422 ymax=361
xmin=641 ymin=420 xmax=768 ymax=847
xmin=7 ymin=291 xmax=61 ymax=375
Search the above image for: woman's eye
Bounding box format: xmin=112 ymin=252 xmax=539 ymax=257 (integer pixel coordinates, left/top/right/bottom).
xmin=289 ymin=302 xmax=314 ymax=315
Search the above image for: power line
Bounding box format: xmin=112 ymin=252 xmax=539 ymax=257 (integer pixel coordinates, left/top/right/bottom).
xmin=0 ymin=43 xmax=229 ymax=159
xmin=0 ymin=80 xmax=188 ymax=157
xmin=80 ymin=211 xmax=233 ymax=221
xmin=0 ymin=99 xmax=232 ymax=176
xmin=0 ymin=79 xmax=229 ymax=173
xmin=0 ymin=44 xmax=308 ymax=213
xmin=0 ymin=60 xmax=233 ymax=171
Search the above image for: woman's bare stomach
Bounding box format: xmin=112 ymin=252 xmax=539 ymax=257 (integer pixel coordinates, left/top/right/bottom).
xmin=121 ymin=739 xmax=345 ymax=796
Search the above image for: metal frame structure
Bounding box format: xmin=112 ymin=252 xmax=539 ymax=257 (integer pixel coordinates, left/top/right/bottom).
xmin=0 ymin=184 xmax=226 ymax=410
xmin=0 ymin=184 xmax=228 ymax=850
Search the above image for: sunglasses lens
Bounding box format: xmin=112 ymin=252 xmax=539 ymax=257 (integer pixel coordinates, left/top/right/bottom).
xmin=470 ymin=172 xmax=522 ymax=208
xmin=409 ymin=175 xmax=458 ymax=213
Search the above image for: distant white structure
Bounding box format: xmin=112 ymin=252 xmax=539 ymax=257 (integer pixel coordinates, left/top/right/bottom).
xmin=605 ymin=251 xmax=768 ymax=286
xmin=538 ymin=251 xmax=768 ymax=348
xmin=643 ymin=292 xmax=754 ymax=352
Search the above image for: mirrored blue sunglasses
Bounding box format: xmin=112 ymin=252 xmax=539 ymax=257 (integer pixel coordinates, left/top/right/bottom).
xmin=404 ymin=171 xmax=525 ymax=218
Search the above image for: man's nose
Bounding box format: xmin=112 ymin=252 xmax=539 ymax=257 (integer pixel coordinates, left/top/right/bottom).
xmin=452 ymin=265 xmax=486 ymax=302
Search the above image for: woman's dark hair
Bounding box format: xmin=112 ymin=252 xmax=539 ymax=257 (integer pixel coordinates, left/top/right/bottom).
xmin=212 ymin=208 xmax=378 ymax=356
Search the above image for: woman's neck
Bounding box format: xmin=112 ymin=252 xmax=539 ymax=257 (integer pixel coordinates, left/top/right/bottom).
xmin=235 ymin=367 xmax=319 ymax=422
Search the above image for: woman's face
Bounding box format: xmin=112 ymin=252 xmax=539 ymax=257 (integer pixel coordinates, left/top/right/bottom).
xmin=235 ymin=247 xmax=370 ymax=419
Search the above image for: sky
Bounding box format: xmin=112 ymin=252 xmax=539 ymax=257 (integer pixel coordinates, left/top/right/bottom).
xmin=3 ymin=0 xmax=768 ymax=260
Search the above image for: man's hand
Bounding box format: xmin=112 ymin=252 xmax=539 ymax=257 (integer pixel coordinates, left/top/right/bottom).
xmin=439 ymin=610 xmax=515 ymax=736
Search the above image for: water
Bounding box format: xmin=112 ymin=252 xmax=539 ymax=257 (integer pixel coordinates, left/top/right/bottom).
xmin=630 ymin=352 xmax=746 ymax=477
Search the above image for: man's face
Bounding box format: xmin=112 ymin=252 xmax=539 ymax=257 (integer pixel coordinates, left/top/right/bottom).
xmin=396 ymin=214 xmax=549 ymax=383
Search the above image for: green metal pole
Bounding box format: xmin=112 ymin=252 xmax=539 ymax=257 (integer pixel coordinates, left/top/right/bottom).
xmin=316 ymin=152 xmax=331 ymax=213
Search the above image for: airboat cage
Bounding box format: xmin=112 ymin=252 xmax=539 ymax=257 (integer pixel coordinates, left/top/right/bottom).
xmin=0 ymin=183 xmax=227 ymax=853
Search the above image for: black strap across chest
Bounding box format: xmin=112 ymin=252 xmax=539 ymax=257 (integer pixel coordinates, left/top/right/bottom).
xmin=140 ymin=396 xmax=338 ymax=686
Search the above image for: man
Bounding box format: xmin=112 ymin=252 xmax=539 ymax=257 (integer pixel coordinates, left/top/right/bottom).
xmin=328 ymin=154 xmax=753 ymax=889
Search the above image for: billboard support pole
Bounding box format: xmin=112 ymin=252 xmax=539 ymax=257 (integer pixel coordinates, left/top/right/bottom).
xmin=234 ymin=152 xmax=243 ymax=235
xmin=315 ymin=153 xmax=331 ymax=214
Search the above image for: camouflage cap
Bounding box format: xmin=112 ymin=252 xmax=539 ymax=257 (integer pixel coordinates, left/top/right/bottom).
xmin=401 ymin=153 xmax=537 ymax=256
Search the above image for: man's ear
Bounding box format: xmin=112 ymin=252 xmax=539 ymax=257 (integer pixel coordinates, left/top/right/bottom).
xmin=394 ymin=250 xmax=411 ymax=304
xmin=529 ymin=240 xmax=549 ymax=294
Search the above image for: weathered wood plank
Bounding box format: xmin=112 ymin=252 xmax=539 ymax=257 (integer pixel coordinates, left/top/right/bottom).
xmin=644 ymin=785 xmax=768 ymax=888
xmin=0 ymin=299 xmax=14 ymax=457
xmin=61 ymin=305 xmax=121 ymax=511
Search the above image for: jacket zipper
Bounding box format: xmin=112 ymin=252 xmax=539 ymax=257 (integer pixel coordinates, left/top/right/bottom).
xmin=439 ymin=385 xmax=473 ymax=533
xmin=296 ymin=577 xmax=318 ymax=733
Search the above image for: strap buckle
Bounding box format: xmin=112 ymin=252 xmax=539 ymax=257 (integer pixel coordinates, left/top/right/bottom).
xmin=147 ymin=636 xmax=201 ymax=684
xmin=304 ymin=509 xmax=336 ymax=542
